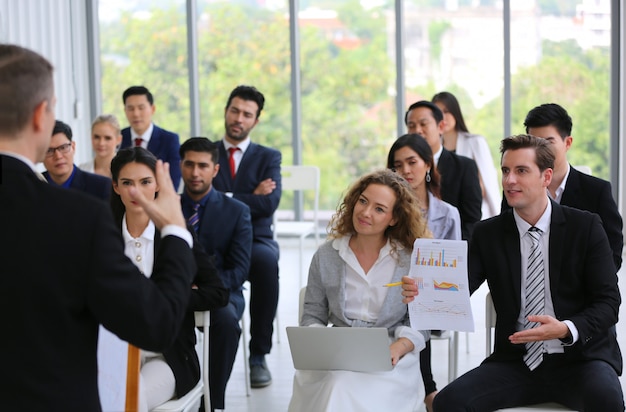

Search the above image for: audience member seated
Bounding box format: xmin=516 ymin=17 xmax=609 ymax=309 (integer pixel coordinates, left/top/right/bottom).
xmin=402 ymin=135 xmax=623 ymax=411
xmin=120 ymin=85 xmax=182 ymax=189
xmin=432 ymin=91 xmax=501 ymax=218
xmin=288 ymin=169 xmax=431 ymax=412
xmin=179 ymin=137 xmax=253 ymax=411
xmin=405 ymin=100 xmax=482 ymax=241
xmin=109 ymin=147 xmax=228 ymax=412
xmin=79 ymin=114 xmax=122 ymax=178
xmin=387 ymin=133 xmax=461 ymax=411
xmin=43 ymin=119 xmax=111 ymax=201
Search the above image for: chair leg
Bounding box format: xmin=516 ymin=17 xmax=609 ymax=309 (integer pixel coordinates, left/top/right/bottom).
xmin=448 ymin=331 xmax=458 ymax=382
xmin=241 ymin=316 xmax=251 ymax=396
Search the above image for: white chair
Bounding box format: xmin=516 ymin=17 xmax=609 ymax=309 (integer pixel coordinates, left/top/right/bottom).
xmin=431 ymin=330 xmax=458 ymax=383
xmin=152 ymin=311 xmax=210 ymax=412
xmin=573 ymin=165 xmax=592 ymax=175
xmin=274 ymin=165 xmax=321 ymax=288
xmin=485 ymin=292 xmax=574 ymax=411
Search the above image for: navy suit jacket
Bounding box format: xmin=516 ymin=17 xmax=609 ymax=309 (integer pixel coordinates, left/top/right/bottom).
xmin=121 ymin=124 xmax=181 ymax=188
xmin=437 ymin=148 xmax=482 ymax=241
xmin=184 ymin=189 xmax=252 ymax=298
xmin=470 ymin=201 xmax=622 ymax=375
xmin=502 ymin=166 xmax=623 ymax=270
xmin=212 ymin=141 xmax=281 ymax=242
xmin=0 ymin=154 xmax=196 ymax=411
xmin=44 ymin=165 xmax=111 ymax=201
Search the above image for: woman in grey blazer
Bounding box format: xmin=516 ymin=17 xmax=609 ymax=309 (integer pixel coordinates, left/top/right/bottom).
xmin=289 ymin=169 xmax=431 ymax=412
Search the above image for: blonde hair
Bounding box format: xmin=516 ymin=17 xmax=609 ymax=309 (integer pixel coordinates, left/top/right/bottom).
xmin=91 ymin=114 xmax=121 ymax=136
xmin=329 ymin=169 xmax=431 ymax=253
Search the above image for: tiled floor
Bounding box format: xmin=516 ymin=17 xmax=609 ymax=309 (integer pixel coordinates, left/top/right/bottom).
xmin=220 ymin=238 xmax=626 ymax=412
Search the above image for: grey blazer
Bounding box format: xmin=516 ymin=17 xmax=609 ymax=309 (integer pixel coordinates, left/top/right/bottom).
xmin=301 ymin=239 xmax=428 ymax=345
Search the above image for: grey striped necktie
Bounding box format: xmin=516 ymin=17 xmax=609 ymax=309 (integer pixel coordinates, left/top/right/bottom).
xmin=523 ymin=226 xmax=545 ymax=370
xmin=188 ymin=202 xmax=200 ymax=233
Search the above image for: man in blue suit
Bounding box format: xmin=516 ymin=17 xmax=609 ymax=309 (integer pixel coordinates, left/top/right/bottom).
xmin=212 ymin=85 xmax=281 ymax=388
xmin=120 ymin=85 xmax=182 ymax=189
xmin=180 ymin=137 xmax=253 ymax=411
xmin=43 ymin=120 xmax=111 ymax=201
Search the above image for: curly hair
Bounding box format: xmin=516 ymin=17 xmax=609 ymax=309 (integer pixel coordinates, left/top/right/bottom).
xmin=329 ymin=169 xmax=431 ymax=253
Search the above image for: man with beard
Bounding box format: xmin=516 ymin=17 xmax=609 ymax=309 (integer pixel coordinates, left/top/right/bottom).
xmin=212 ymin=85 xmax=282 ymax=388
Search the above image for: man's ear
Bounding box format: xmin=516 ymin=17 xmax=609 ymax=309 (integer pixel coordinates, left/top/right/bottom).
xmin=32 ymin=100 xmax=49 ymax=133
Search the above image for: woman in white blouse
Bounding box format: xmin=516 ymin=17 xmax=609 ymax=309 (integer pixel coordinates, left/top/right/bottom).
xmin=79 ymin=114 xmax=122 ymax=178
xmin=109 ymin=147 xmax=228 ymax=412
xmin=432 ymin=91 xmax=501 ymax=218
xmin=289 ymin=169 xmax=431 ymax=412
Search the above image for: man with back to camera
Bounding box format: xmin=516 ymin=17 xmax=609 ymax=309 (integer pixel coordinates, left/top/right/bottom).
xmin=211 ymin=85 xmax=281 ymax=388
xmin=403 ymin=134 xmax=623 ymax=411
xmin=180 ymin=137 xmax=253 ymax=411
xmin=42 ymin=119 xmax=111 ymax=201
xmin=501 ymin=103 xmax=623 ymax=270
xmin=120 ymin=85 xmax=182 ymax=189
xmin=0 ymin=44 xmax=197 ymax=411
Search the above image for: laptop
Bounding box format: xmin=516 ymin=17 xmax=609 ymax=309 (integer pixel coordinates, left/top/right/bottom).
xmin=286 ymin=326 xmax=393 ymax=372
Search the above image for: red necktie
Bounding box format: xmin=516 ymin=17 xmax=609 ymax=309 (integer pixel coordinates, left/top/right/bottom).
xmin=228 ymin=147 xmax=239 ymax=179
xmin=134 ymin=138 xmax=143 ymax=147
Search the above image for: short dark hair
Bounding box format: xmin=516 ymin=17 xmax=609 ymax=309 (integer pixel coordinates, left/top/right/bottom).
xmin=52 ymin=120 xmax=73 ymax=141
xmin=0 ymin=44 xmax=54 ymax=136
xmin=387 ymin=133 xmax=442 ymax=199
xmin=179 ymin=137 xmax=219 ymax=163
xmin=500 ymin=134 xmax=555 ymax=172
xmin=432 ymin=91 xmax=469 ymax=133
xmin=122 ymin=86 xmax=154 ymax=105
xmin=225 ymin=85 xmax=265 ymax=118
xmin=524 ymin=103 xmax=572 ymax=139
xmin=405 ymin=100 xmax=443 ymax=126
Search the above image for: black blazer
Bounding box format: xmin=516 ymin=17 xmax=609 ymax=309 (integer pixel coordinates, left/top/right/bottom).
xmin=121 ymin=124 xmax=182 ymax=188
xmin=43 ymin=165 xmax=111 ymax=201
xmin=502 ymin=166 xmax=623 ymax=270
xmin=437 ymin=148 xmax=482 ymax=241
xmin=470 ymin=201 xmax=622 ymax=374
xmin=212 ymin=141 xmax=281 ymax=241
xmin=0 ymin=155 xmax=197 ymax=411
xmin=154 ymin=229 xmax=228 ymax=397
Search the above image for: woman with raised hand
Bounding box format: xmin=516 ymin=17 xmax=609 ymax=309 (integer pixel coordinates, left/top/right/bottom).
xmin=109 ymin=147 xmax=228 ymax=411
xmin=289 ymin=169 xmax=431 ymax=412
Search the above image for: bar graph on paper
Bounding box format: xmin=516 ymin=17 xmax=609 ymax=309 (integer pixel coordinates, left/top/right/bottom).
xmin=408 ymin=239 xmax=474 ymax=332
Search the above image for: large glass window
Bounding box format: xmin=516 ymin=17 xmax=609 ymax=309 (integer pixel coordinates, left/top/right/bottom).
xmin=98 ymin=1 xmax=191 ymax=138
xmin=510 ymin=0 xmax=611 ymax=179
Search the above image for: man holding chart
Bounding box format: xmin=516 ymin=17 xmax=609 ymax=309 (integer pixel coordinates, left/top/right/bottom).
xmin=402 ymin=134 xmax=622 ymax=411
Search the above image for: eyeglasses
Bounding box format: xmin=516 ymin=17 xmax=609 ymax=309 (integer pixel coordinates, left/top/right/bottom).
xmin=45 ymin=143 xmax=72 ymax=157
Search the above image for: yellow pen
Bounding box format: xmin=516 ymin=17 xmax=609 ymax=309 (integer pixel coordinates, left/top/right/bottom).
xmin=383 ymin=281 xmax=403 ymax=287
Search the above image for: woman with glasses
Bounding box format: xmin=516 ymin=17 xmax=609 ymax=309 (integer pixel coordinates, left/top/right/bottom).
xmin=432 ymin=91 xmax=501 ymax=219
xmin=79 ymin=114 xmax=122 ymax=178
xmin=109 ymin=147 xmax=228 ymax=411
xmin=387 ymin=134 xmax=461 ymax=412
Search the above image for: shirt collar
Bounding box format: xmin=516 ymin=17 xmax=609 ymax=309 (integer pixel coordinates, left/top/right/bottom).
xmin=548 ymin=163 xmax=570 ymax=203
xmin=223 ymin=136 xmax=251 ymax=154
xmin=121 ymin=214 xmax=156 ymax=243
xmin=332 ymin=235 xmax=394 ymax=259
xmin=433 ymin=144 xmax=443 ymax=166
xmin=513 ymin=199 xmax=552 ymax=238
xmin=131 ymin=122 xmax=154 ymax=143
xmin=182 ymin=187 xmax=212 ymax=209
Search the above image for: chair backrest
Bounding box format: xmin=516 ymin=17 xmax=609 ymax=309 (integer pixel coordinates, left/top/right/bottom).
xmin=485 ymin=292 xmax=496 ymax=357
xmin=279 ymin=165 xmax=321 ymax=242
xmin=298 ymin=286 xmax=307 ymax=325
xmin=573 ymin=165 xmax=592 ymax=175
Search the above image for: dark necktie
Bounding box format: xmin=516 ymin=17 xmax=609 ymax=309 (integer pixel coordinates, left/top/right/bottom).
xmin=188 ymin=202 xmax=200 ymax=233
xmin=134 ymin=137 xmax=143 ymax=147
xmin=523 ymin=226 xmax=545 ymax=370
xmin=228 ymin=147 xmax=239 ymax=179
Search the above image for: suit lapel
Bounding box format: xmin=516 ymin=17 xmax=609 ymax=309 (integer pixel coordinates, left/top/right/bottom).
xmin=147 ymin=126 xmax=160 ymax=153
xmin=501 ymin=211 xmax=523 ymax=310
xmin=560 ymin=166 xmax=581 ymax=206
xmin=548 ymin=201 xmax=566 ymax=291
xmin=235 ymin=143 xmax=257 ymax=188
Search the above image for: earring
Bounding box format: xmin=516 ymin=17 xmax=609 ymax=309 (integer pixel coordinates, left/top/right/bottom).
xmin=426 ymin=170 xmax=431 ymax=183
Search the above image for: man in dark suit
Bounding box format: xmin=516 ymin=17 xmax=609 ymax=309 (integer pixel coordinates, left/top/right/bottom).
xmin=405 ymin=134 xmax=623 ymax=411
xmin=212 ymin=85 xmax=281 ymax=388
xmin=179 ymin=137 xmax=253 ymax=410
xmin=42 ymin=119 xmax=111 ymax=201
xmin=502 ymin=103 xmax=623 ymax=270
xmin=120 ymin=85 xmax=182 ymax=189
xmin=405 ymin=100 xmax=482 ymax=242
xmin=0 ymin=44 xmax=197 ymax=411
